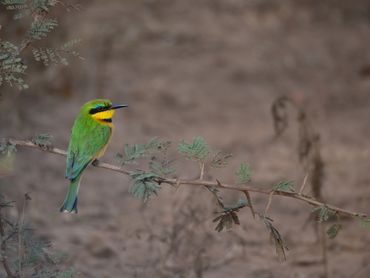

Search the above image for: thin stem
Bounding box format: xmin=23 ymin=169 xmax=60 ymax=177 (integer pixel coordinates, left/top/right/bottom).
xmin=264 ymin=191 xmax=275 ymax=217
xmin=6 ymin=138 xmax=367 ymax=219
xmin=17 ymin=194 xmax=28 ymax=278
xmin=321 ymin=223 xmax=330 ymax=278
xmin=199 ymin=162 xmax=205 ymax=180
xmin=0 ymin=206 xmax=17 ymax=278
xmin=299 ymin=172 xmax=309 ymax=194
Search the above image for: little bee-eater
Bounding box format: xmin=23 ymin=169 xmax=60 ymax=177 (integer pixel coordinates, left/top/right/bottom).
xmin=61 ymin=99 xmax=127 ymax=213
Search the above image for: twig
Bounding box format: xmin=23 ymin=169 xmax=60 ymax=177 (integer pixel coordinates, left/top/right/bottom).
xmin=6 ymin=138 xmax=367 ymax=219
xmin=18 ymin=40 xmax=31 ymax=55
xmin=17 ymin=194 xmax=30 ymax=278
xmin=321 ymin=223 xmax=330 ymax=278
xmin=264 ymin=191 xmax=275 ymax=217
xmin=199 ymin=162 xmax=205 ymax=180
xmin=0 ymin=206 xmax=17 ymax=278
xmin=299 ymin=172 xmax=309 ymax=194
xmin=242 ymin=190 xmax=256 ymax=219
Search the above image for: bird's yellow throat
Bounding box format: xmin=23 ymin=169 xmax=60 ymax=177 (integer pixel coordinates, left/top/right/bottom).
xmin=91 ymin=110 xmax=115 ymax=126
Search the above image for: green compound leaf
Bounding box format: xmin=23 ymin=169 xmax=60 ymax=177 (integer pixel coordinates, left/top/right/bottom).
xmin=149 ymin=160 xmax=175 ymax=177
xmin=312 ymin=206 xmax=335 ymax=223
xmin=129 ymin=170 xmax=161 ymax=202
xmin=358 ymin=217 xmax=370 ymax=229
xmin=261 ymin=216 xmax=288 ymax=262
xmin=117 ymin=137 xmax=170 ymax=164
xmin=273 ymin=181 xmax=295 ymax=193
xmin=177 ymin=137 xmax=210 ymax=162
xmin=0 ymin=41 xmax=28 ymax=89
xmin=28 ymin=18 xmax=58 ymax=40
xmin=327 ymin=224 xmax=342 ymax=239
xmin=32 ymin=47 xmax=69 ymax=66
xmin=30 ymin=0 xmax=58 ymax=13
xmin=0 ymin=140 xmax=17 ymax=175
xmin=1 ymin=0 xmax=27 ymax=10
xmin=55 ymin=267 xmax=78 ymax=278
xmin=0 ymin=139 xmax=17 ymax=155
xmin=235 ymin=163 xmax=251 ymax=183
xmin=213 ymin=211 xmax=239 ymax=232
xmin=212 ymin=197 xmax=247 ymax=232
xmin=121 ymin=144 xmax=146 ymax=162
xmin=21 ymin=225 xmax=52 ymax=267
xmin=32 ymin=133 xmax=53 ymax=149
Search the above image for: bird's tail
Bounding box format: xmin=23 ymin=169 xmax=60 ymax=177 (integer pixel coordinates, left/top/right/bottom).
xmin=60 ymin=176 xmax=81 ymax=213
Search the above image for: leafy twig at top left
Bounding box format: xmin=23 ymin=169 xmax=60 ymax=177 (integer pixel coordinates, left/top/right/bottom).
xmin=0 ymin=0 xmax=81 ymax=91
xmin=0 ymin=41 xmax=28 ymax=90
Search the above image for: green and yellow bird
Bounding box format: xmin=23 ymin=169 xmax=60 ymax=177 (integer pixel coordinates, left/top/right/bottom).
xmin=60 ymin=99 xmax=127 ymax=213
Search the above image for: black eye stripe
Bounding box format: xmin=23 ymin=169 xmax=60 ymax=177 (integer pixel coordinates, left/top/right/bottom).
xmin=89 ymin=105 xmax=111 ymax=114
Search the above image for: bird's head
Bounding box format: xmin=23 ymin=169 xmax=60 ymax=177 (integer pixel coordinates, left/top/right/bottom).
xmin=82 ymin=99 xmax=127 ymax=125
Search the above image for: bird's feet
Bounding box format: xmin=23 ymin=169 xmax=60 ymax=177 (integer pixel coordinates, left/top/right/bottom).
xmin=92 ymin=159 xmax=99 ymax=166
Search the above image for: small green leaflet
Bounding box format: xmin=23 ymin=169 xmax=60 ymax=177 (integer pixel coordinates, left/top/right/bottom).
xmin=274 ymin=181 xmax=295 ymax=192
xmin=177 ymin=137 xmax=209 ymax=162
xmin=326 ymin=224 xmax=341 ymax=239
xmin=235 ymin=163 xmax=251 ymax=183
xmin=128 ymin=170 xmax=161 ymax=202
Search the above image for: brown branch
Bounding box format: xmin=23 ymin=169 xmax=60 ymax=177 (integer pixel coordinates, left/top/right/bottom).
xmin=6 ymin=138 xmax=367 ymax=219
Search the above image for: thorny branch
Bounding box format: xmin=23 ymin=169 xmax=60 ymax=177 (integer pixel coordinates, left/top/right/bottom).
xmin=6 ymin=138 xmax=367 ymax=220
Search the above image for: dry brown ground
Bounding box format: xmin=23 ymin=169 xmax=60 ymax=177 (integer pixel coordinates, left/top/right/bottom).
xmin=1 ymin=0 xmax=370 ymax=277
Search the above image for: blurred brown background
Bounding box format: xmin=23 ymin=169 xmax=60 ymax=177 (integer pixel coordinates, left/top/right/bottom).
xmin=1 ymin=0 xmax=370 ymax=277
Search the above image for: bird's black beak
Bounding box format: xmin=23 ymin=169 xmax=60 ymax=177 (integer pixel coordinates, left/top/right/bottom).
xmin=110 ymin=104 xmax=128 ymax=110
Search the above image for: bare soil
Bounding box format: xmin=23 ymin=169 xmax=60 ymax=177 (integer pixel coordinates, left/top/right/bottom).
xmin=1 ymin=0 xmax=370 ymax=277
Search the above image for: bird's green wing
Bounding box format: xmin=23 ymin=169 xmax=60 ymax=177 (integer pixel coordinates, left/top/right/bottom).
xmin=65 ymin=150 xmax=93 ymax=181
xmin=65 ymin=116 xmax=111 ymax=181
